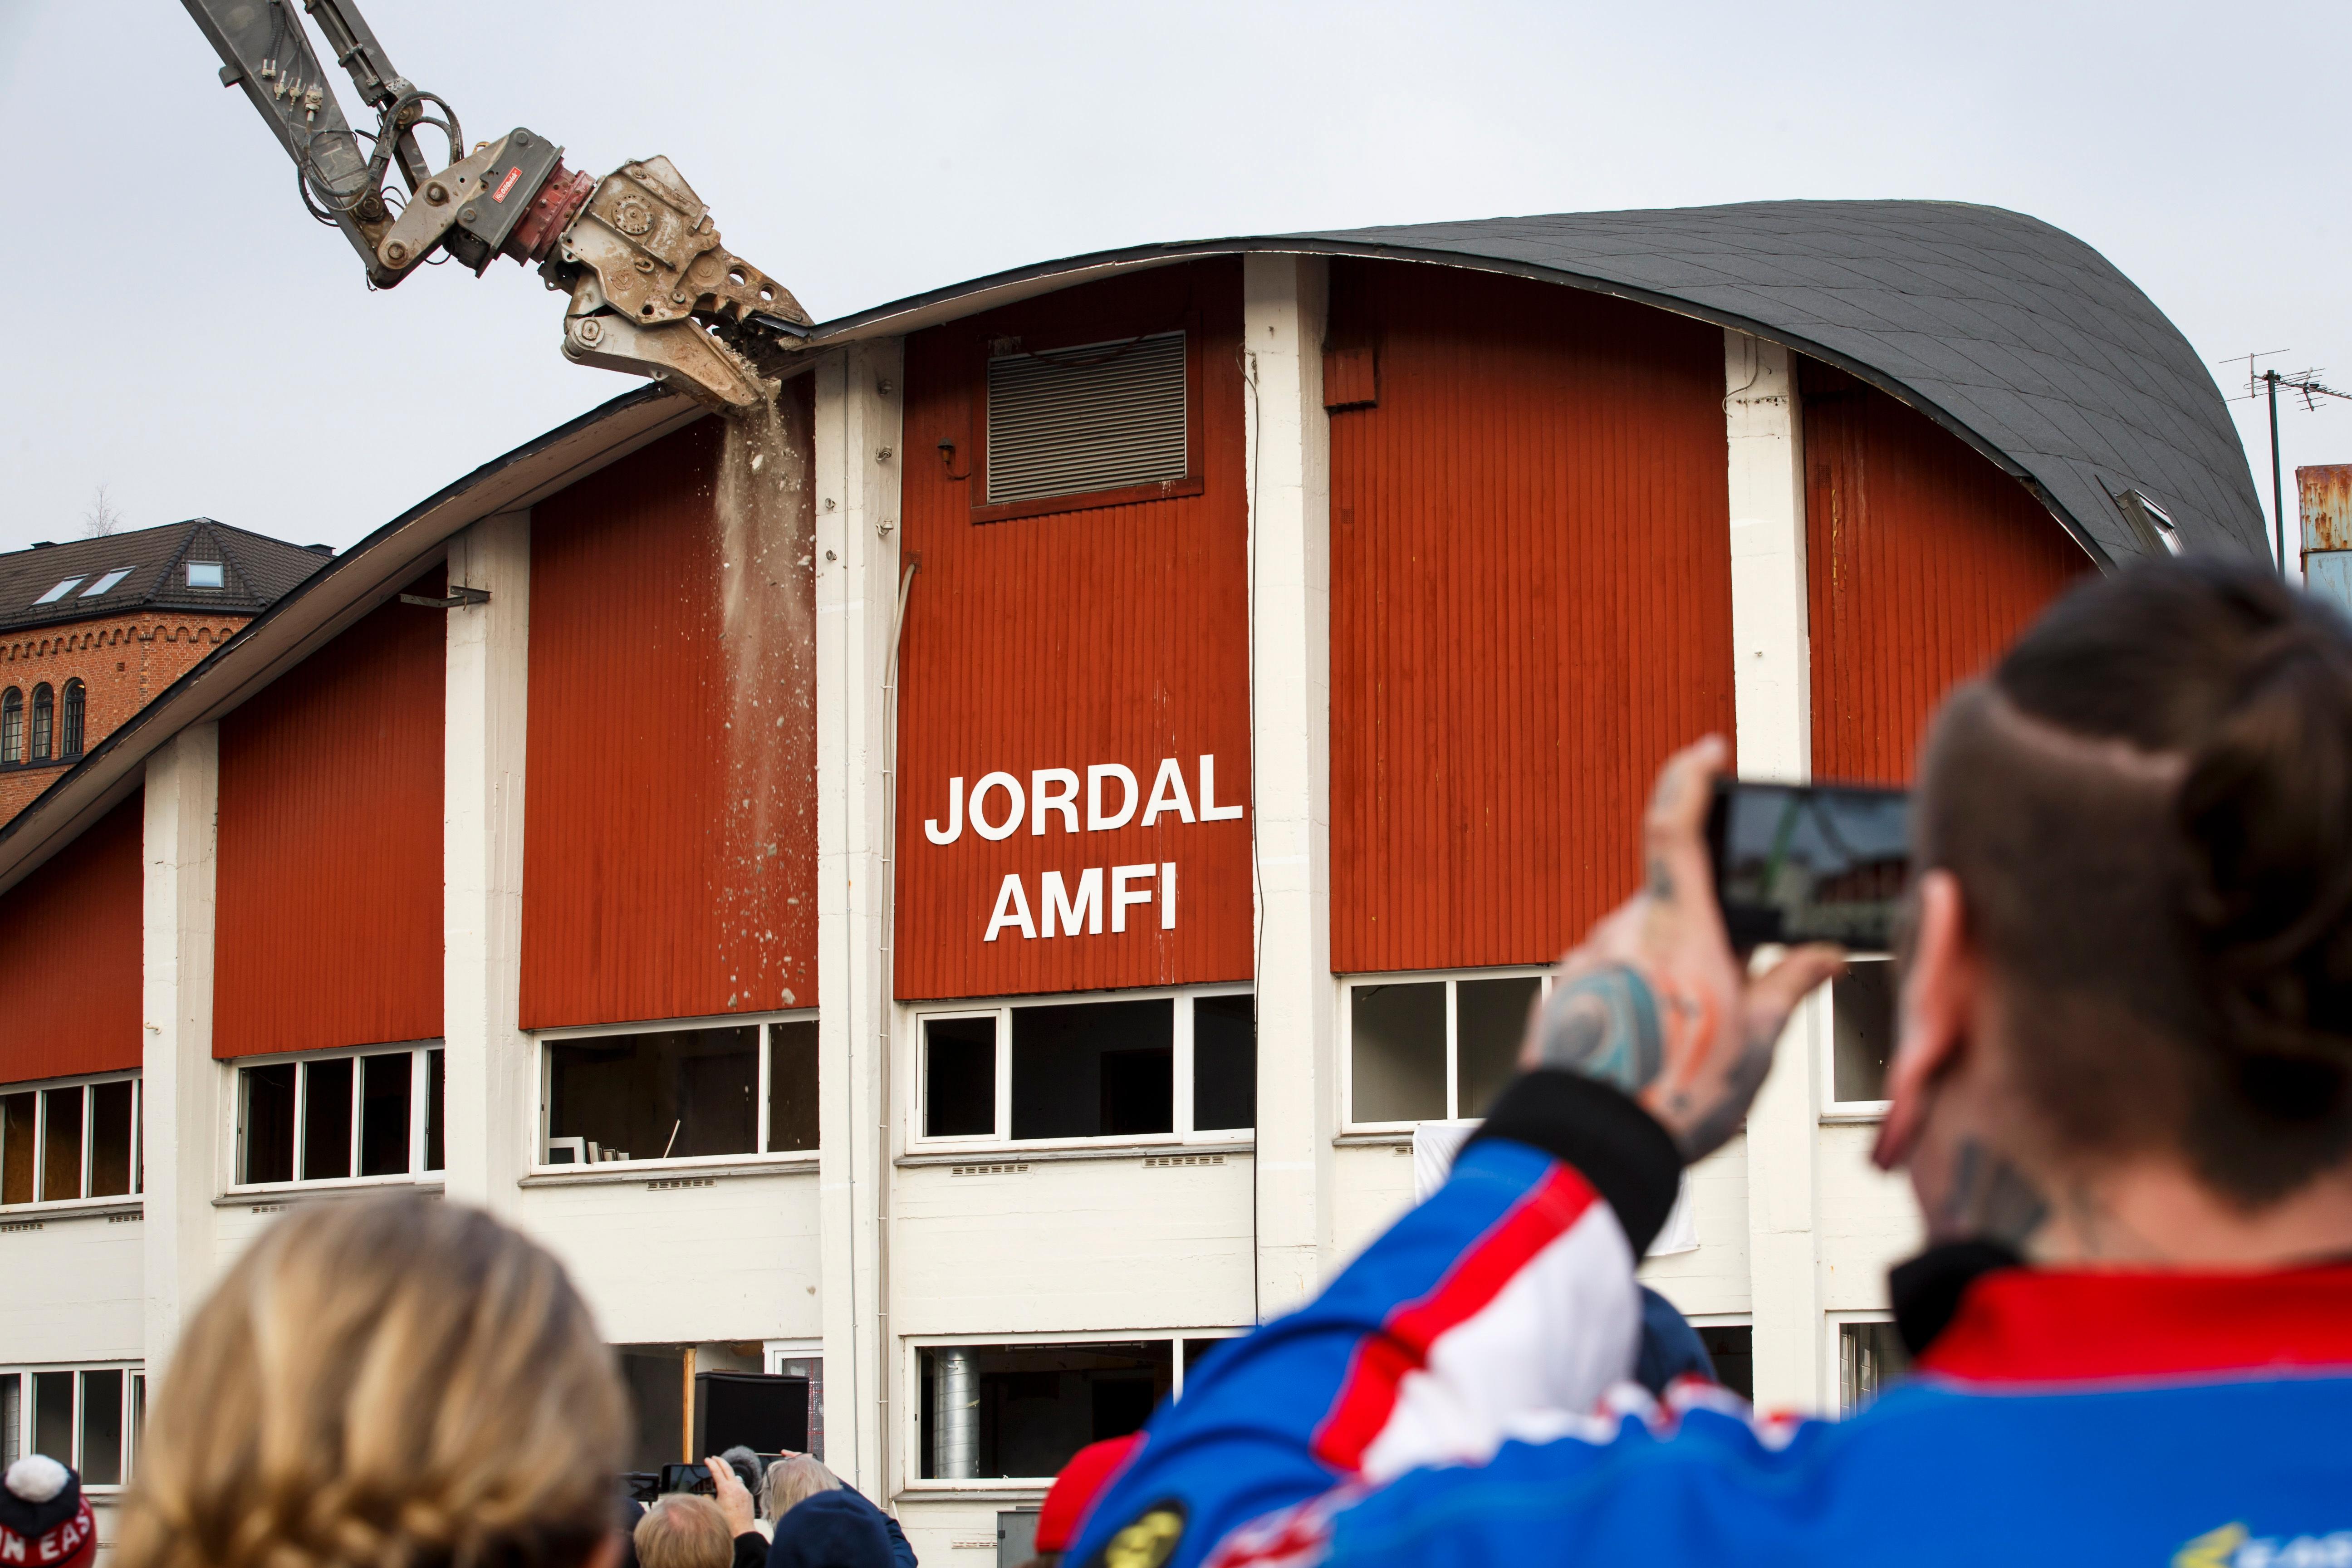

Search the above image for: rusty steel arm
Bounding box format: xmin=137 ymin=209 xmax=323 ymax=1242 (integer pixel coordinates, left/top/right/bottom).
xmin=179 ymin=0 xmax=810 ymax=407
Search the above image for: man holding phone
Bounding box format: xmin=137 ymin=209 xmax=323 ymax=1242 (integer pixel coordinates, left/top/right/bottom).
xmin=1069 ymin=557 xmax=2352 ymax=1567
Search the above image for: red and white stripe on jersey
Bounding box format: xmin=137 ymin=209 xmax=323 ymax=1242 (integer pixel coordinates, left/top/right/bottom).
xmin=1309 ymin=1163 xmax=1642 ymax=1483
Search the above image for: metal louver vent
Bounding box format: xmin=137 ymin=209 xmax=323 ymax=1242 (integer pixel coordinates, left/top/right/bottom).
xmin=986 ymin=332 xmax=1187 ymax=507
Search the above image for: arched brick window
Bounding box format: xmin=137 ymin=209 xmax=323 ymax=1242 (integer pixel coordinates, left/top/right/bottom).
xmin=0 ymin=689 xmax=21 ymax=766
xmin=61 ymin=679 xmax=85 ymax=761
xmin=29 ymin=684 xmax=53 ymax=762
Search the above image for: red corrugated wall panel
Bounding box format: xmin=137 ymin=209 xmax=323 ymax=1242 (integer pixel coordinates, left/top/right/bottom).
xmin=0 ymin=792 xmax=143 ymax=1083
xmin=521 ymin=389 xmax=818 ymax=1029
xmin=1803 ymin=364 xmax=2094 ymax=785
xmin=1330 ymin=261 xmax=1736 ymax=974
xmin=215 ymin=571 xmax=446 ymax=1057
xmin=894 ymin=261 xmax=1252 ymax=1000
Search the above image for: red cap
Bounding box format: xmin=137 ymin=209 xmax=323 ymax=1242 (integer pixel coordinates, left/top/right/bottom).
xmin=1034 ymin=1434 xmax=1143 ymax=1553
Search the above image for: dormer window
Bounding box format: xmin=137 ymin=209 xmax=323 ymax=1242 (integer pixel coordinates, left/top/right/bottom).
xmin=34 ymin=578 xmax=83 ymax=604
xmin=186 ymin=561 xmax=225 ymax=588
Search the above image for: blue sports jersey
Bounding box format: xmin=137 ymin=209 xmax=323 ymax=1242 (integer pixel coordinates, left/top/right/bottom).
xmin=1068 ymin=1070 xmax=2352 ymax=1568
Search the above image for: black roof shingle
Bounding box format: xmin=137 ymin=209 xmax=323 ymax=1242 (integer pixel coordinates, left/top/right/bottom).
xmin=0 ymin=520 xmax=331 ymax=637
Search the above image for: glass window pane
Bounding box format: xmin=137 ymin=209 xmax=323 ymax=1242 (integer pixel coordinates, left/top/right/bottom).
xmin=1192 ymin=995 xmax=1255 ymax=1132
xmin=302 ymin=1058 xmax=354 ymax=1180
xmin=919 ymin=1342 xmax=1172 ymax=1480
xmin=1349 ymin=982 xmax=1446 ymax=1123
xmin=1838 ymin=1321 xmax=1910 ymax=1412
xmin=546 ymin=1027 xmax=759 ymax=1163
xmin=241 ymin=1064 xmax=296 ymax=1184
xmin=1010 ymin=1000 xmax=1174 ymax=1140
xmin=358 ymin=1054 xmax=413 ymax=1176
xmin=425 ymin=1050 xmax=445 ymax=1171
xmin=32 ymin=1371 xmax=72 ymax=1465
xmin=0 ymin=1374 xmax=19 ymax=1468
xmin=1832 ymin=959 xmax=1897 ymax=1102
xmin=923 ymin=1017 xmax=997 ymax=1138
xmin=2 ymin=1093 xmax=33 ymax=1205
xmin=89 ymin=1081 xmax=134 ymax=1198
xmin=41 ymin=1087 xmax=83 ymax=1201
xmin=1456 ymin=977 xmax=1539 ymax=1119
xmin=768 ymin=1021 xmax=819 ymax=1153
xmin=79 ymin=1371 xmax=122 ymax=1485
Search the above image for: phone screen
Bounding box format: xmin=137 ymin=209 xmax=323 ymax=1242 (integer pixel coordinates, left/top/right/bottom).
xmin=659 ymin=1463 xmax=714 ymax=1496
xmin=1707 ymin=780 xmax=1911 ymax=951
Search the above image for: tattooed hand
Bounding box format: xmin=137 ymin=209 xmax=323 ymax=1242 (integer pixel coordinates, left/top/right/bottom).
xmin=1519 ymin=736 xmax=1846 ymax=1161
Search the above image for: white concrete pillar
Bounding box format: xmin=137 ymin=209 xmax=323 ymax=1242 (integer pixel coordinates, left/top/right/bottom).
xmin=142 ymin=724 xmax=219 ymax=1382
xmin=813 ymin=346 xmax=904 ymax=1495
xmin=1244 ymin=254 xmax=1337 ymax=1318
xmin=1724 ymin=331 xmax=1827 ymax=1412
xmin=443 ymin=512 xmax=533 ymax=1218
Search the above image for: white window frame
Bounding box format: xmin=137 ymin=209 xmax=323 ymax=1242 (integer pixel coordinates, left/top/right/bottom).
xmin=531 ymin=1009 xmax=819 ymax=1173
xmin=900 ymin=1328 xmax=1247 ymax=1492
xmin=0 ymin=1070 xmax=142 ymax=1210
xmin=225 ymin=1042 xmax=443 ymax=1194
xmin=1828 ymin=1311 xmax=1906 ymax=1414
xmin=906 ymin=985 xmax=1254 ymax=1152
xmin=1338 ymin=966 xmax=1553 ymax=1132
xmin=0 ymin=1362 xmax=144 ymax=1491
xmin=1819 ymin=952 xmax=1896 ymax=1122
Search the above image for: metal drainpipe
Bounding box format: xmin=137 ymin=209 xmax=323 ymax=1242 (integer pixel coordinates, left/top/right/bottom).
xmin=931 ymin=1347 xmax=979 ymax=1480
xmin=878 ymin=555 xmax=917 ymax=1501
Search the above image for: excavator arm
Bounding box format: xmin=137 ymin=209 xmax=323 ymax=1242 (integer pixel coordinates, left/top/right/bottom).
xmin=181 ymin=0 xmax=809 ymax=408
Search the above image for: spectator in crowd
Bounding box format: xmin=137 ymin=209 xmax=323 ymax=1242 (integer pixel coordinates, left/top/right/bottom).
xmin=1 ymin=1456 xmax=96 ymax=1568
xmin=758 ymin=1457 xmax=915 ymax=1568
xmin=113 ymin=1193 xmax=628 ymax=1568
xmin=718 ymin=1450 xmax=769 ymax=1538
xmin=768 ymin=1494 xmax=893 ymax=1568
xmin=636 ymin=1497 xmax=735 ymax=1568
xmin=1071 ymin=556 xmax=2352 ymax=1566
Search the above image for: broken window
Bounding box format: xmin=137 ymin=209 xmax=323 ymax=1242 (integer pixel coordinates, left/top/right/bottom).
xmin=915 ymin=990 xmax=1253 ymax=1145
xmin=0 ymin=1365 xmax=145 ymax=1487
xmin=1345 ymin=970 xmax=1547 ymax=1127
xmin=1829 ymin=956 xmax=1896 ymax=1106
xmin=235 ymin=1046 xmax=444 ymax=1187
xmin=0 ymin=1073 xmax=140 ymax=1206
xmin=917 ymin=1342 xmax=1174 ymax=1480
xmin=541 ymin=1018 xmax=818 ymax=1167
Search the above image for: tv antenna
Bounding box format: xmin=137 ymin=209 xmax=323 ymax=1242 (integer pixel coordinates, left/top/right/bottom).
xmin=2220 ymin=351 xmax=2352 ymax=572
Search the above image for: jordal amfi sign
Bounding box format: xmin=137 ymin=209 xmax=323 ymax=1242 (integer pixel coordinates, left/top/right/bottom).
xmin=921 ymin=755 xmax=1244 ymax=941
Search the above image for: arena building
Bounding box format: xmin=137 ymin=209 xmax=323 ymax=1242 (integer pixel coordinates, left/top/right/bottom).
xmin=0 ymin=200 xmax=2263 ymax=1560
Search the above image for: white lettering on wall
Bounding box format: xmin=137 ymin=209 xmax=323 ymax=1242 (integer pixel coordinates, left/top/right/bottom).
xmin=925 ymin=775 xmax=965 ymax=844
xmin=970 ymin=772 xmax=1025 ymax=841
xmin=1142 ymin=758 xmax=1196 ymax=826
xmin=1088 ymin=764 xmax=1139 ymax=831
xmin=985 ymin=873 xmax=1036 ymax=941
xmin=1032 ymin=768 xmax=1081 ymax=834
xmin=1041 ymin=867 xmax=1103 ymax=936
xmin=990 ymin=862 xmax=1175 ymax=941
xmin=1199 ymin=753 xmax=1245 ymax=821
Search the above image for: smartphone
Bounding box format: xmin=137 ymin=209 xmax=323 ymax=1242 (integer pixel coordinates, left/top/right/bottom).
xmin=1706 ymin=779 xmax=1910 ymax=952
xmin=659 ymin=1462 xmax=715 ymax=1497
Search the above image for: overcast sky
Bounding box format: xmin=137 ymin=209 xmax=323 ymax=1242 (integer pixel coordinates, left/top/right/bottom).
xmin=1 ymin=1 xmax=2344 ymax=562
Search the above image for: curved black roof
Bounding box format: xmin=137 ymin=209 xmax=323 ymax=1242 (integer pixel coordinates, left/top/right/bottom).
xmin=812 ymin=200 xmax=2264 ymax=566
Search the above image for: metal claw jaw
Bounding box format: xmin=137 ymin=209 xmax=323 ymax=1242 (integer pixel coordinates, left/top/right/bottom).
xmin=563 ymin=283 xmax=774 ymax=410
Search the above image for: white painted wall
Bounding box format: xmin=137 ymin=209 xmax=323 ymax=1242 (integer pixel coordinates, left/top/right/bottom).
xmin=1244 ymin=252 xmax=1336 ymax=1321
xmin=1637 ymin=1138 xmax=1753 ymax=1319
xmin=141 ymin=723 xmax=218 ymax=1383
xmin=0 ymin=1217 xmax=144 ymax=1361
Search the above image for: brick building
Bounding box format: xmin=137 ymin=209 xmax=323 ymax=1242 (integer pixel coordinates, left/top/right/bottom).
xmin=0 ymin=521 xmax=331 ymax=822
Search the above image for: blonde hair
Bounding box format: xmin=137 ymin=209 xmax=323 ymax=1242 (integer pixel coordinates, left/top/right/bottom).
xmin=632 ymin=1498 xmax=731 ymax=1568
xmin=759 ymin=1457 xmax=841 ymax=1521
xmin=116 ymin=1193 xmax=627 ymax=1568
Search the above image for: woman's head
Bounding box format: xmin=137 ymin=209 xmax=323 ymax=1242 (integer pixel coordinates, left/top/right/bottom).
xmin=760 ymin=1457 xmax=841 ymax=1522
xmin=1900 ymin=555 xmax=2352 ymax=1213
xmin=117 ymin=1193 xmax=628 ymax=1568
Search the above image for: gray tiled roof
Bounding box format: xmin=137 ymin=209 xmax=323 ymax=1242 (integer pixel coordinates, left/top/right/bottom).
xmin=0 ymin=520 xmax=332 ymax=636
xmin=1286 ymin=201 xmax=2264 ymax=563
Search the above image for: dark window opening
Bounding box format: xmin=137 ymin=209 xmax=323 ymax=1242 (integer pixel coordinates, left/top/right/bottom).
xmin=240 ymin=1064 xmax=296 ymax=1184
xmin=60 ymin=680 xmax=84 ymax=760
xmin=919 ymin=1342 xmax=1172 ymax=1480
xmin=1011 ymin=1000 xmax=1173 ymax=1140
xmin=425 ymin=1049 xmax=445 ymax=1171
xmin=1696 ymin=1325 xmax=1754 ymax=1403
xmin=89 ymin=1080 xmax=134 ymax=1198
xmin=27 ymin=684 xmax=52 ymax=763
xmin=1349 ymin=982 xmax=1446 ymax=1122
xmin=1833 ymin=958 xmax=1896 ymax=1102
xmin=1192 ymin=994 xmax=1255 ymax=1132
xmin=1456 ymin=977 xmax=1539 ymax=1118
xmin=32 ymin=1372 xmax=72 ymax=1467
xmin=617 ymin=1346 xmax=686 ymax=1472
xmin=769 ymin=1020 xmax=819 ymax=1152
xmin=547 ymin=1027 xmax=759 ymax=1163
xmin=1839 ymin=1321 xmax=1910 ymax=1411
xmin=80 ymin=1369 xmax=123 ymax=1485
xmin=41 ymin=1087 xmax=82 ymax=1201
xmin=359 ymin=1053 xmax=413 ymax=1176
xmin=1180 ymin=1337 xmax=1236 ymax=1388
xmin=301 ymin=1057 xmax=353 ymax=1180
xmin=1 ymin=1092 xmax=34 ymax=1204
xmin=924 ymin=1016 xmax=997 ymax=1138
